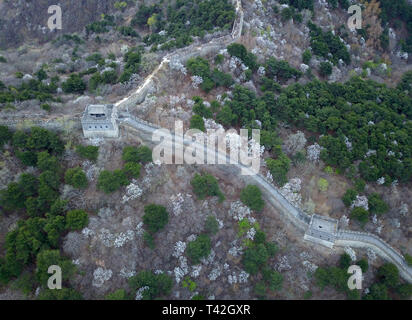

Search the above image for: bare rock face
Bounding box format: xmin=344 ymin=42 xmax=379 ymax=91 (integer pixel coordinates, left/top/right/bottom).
xmin=0 ymin=0 xmax=117 ymax=49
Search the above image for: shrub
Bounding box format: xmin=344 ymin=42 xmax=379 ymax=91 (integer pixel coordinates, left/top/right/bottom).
xmin=76 ymin=145 xmax=99 ymax=161
xmin=61 ymin=74 xmax=86 ymax=94
xmin=368 ymin=193 xmax=389 ymax=215
xmin=128 ymin=270 xmax=172 ymax=300
xmin=105 ymin=289 xmax=129 ymax=300
xmin=66 ymin=209 xmax=89 ymax=230
xmin=205 ymin=215 xmax=219 ymax=235
xmin=262 ymin=268 xmax=283 ymax=291
xmin=242 ymin=243 xmax=269 ymax=275
xmin=342 ymin=189 xmax=357 ymax=207
xmin=123 ymin=162 xmax=141 ymax=178
xmin=189 ymin=115 xmax=205 ymax=132
xmin=191 ymin=173 xmax=224 ymax=201
xmin=143 ymin=231 xmax=155 ymax=249
xmin=350 ymin=207 xmax=369 ymax=225
xmin=143 ymin=204 xmax=169 ymax=234
xmin=41 ymin=104 xmax=51 ymax=112
xmin=317 ymin=178 xmax=329 ymax=192
xmin=377 ymin=263 xmax=399 ymax=288
xmin=97 ymin=170 xmax=128 ymax=193
xmin=319 ymin=62 xmax=333 ymax=77
xmin=303 ymin=50 xmax=312 ymax=66
xmin=186 ymin=234 xmax=211 ymax=264
xmin=354 ymin=179 xmax=366 ymax=193
xmin=37 ymin=288 xmax=83 ymax=300
xmin=240 ymin=185 xmax=265 ymax=212
xmin=36 ymin=250 xmax=75 ymax=286
xmin=65 ymin=167 xmax=88 ymax=189
xmin=122 ymin=145 xmax=152 ymax=163
xmin=405 ymin=254 xmax=412 ymax=267
xmin=339 ymin=253 xmax=351 ymax=269
xmin=357 ymin=258 xmax=369 ymax=272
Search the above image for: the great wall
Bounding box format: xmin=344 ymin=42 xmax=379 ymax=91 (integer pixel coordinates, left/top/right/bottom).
xmin=0 ymin=0 xmax=411 ymax=283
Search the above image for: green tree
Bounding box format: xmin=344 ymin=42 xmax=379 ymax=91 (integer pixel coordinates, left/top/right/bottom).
xmin=97 ymin=170 xmax=129 ymax=193
xmin=204 ymin=215 xmax=219 ymax=235
xmin=65 ymin=167 xmax=88 ymax=189
xmin=319 ymin=62 xmax=333 ymax=77
xmin=36 ymin=250 xmax=75 ymax=286
xmin=189 ymin=115 xmax=206 ymax=132
xmin=368 ymin=193 xmax=389 ymax=215
xmin=37 ymin=288 xmax=83 ymax=300
xmin=240 ymin=185 xmax=265 ymax=212
xmin=128 ymin=270 xmax=172 ymax=299
xmin=66 ymin=210 xmax=89 ymax=230
xmin=191 ymin=173 xmax=224 ymax=201
xmin=351 ymin=207 xmax=369 ymax=225
xmin=123 ymin=162 xmax=142 ymax=178
xmin=143 ymin=204 xmax=169 ymax=234
xmin=105 ymin=289 xmax=129 ymax=300
xmin=62 ymin=74 xmax=86 ymax=94
xmin=342 ymin=189 xmax=357 ymax=207
xmin=242 ymin=243 xmax=269 ymax=275
xmin=76 ymin=145 xmax=99 ymax=161
xmin=186 ymin=234 xmax=211 ymax=264
xmin=377 ymin=263 xmax=399 ymax=288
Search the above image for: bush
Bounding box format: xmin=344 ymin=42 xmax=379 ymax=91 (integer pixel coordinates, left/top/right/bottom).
xmin=66 ymin=209 xmax=89 ymax=230
xmin=36 ymin=250 xmax=75 ymax=286
xmin=122 ymin=145 xmax=152 ymax=163
xmin=266 ymin=154 xmax=291 ymax=187
xmin=191 ymin=173 xmax=224 ymax=201
xmin=37 ymin=288 xmax=83 ymax=300
xmin=189 ymin=115 xmax=205 ymax=132
xmin=123 ymin=162 xmax=141 ymax=178
xmin=351 ymin=207 xmax=369 ymax=225
xmin=97 ymin=170 xmax=129 ymax=193
xmin=65 ymin=167 xmax=88 ymax=189
xmin=342 ymin=189 xmax=357 ymax=207
xmin=319 ymin=62 xmax=333 ymax=77
xmin=378 ymin=263 xmax=399 ymax=288
xmin=405 ymin=254 xmax=412 ymax=266
xmin=143 ymin=231 xmax=155 ymax=249
xmin=242 ymin=243 xmax=269 ymax=275
xmin=61 ymin=74 xmax=86 ymax=94
xmin=317 ymin=178 xmax=329 ymax=192
xmin=302 ymin=49 xmax=312 ymax=64
xmin=186 ymin=234 xmax=211 ymax=264
xmin=368 ymin=193 xmax=389 ymax=215
xmin=105 ymin=289 xmax=129 ymax=300
xmin=128 ymin=270 xmax=172 ymax=300
xmin=76 ymin=145 xmax=99 ymax=161
xmin=240 ymin=185 xmax=265 ymax=212
xmin=339 ymin=253 xmax=351 ymax=269
xmin=262 ymin=268 xmax=283 ymax=291
xmin=205 ymin=215 xmax=219 ymax=235
xmin=143 ymin=204 xmax=169 ymax=234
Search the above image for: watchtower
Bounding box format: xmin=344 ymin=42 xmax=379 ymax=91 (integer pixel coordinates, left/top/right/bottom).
xmin=304 ymin=214 xmax=339 ymax=248
xmin=81 ymin=104 xmax=119 ymax=138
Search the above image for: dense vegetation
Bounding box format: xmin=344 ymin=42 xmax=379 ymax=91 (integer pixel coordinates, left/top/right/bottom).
xmin=135 ymin=0 xmax=236 ymax=51
xmin=273 ymin=77 xmax=412 ymax=183
xmin=0 ymin=127 xmax=83 ymax=298
xmin=315 ymin=255 xmax=412 ymax=300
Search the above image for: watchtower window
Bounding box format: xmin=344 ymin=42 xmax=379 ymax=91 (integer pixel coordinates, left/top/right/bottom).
xmin=90 ymin=113 xmax=105 ymax=118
